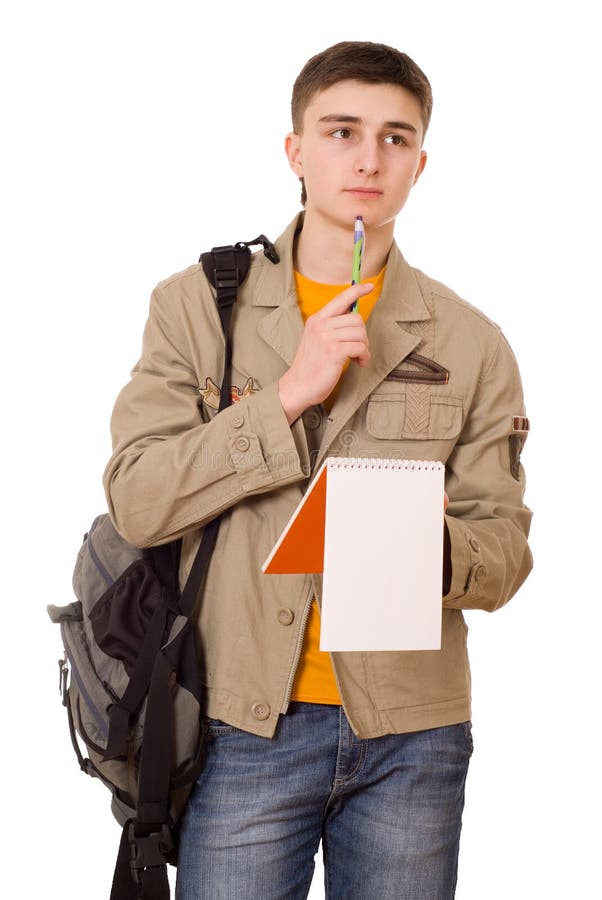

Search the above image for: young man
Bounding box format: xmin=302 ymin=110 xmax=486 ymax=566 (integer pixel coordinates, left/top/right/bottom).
xmin=104 ymin=41 xmax=532 ymax=899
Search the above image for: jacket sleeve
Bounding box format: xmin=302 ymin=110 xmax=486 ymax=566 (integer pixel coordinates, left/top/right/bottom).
xmin=103 ymin=284 xmax=310 ymax=547
xmin=442 ymin=331 xmax=533 ymax=612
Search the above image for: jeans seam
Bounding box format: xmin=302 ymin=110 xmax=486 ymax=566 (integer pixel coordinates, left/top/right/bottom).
xmin=323 ymin=828 xmax=332 ymax=900
xmin=327 ymin=709 xmax=369 ymax=800
xmin=332 ymin=740 xmax=368 ymax=787
xmin=321 ymin=712 xmax=346 ymax=820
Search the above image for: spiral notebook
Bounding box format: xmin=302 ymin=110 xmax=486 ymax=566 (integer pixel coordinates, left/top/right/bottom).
xmin=262 ymin=457 xmax=445 ymax=651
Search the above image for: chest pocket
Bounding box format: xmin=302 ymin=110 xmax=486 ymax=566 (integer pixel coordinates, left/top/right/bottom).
xmin=366 ymin=387 xmax=463 ymax=441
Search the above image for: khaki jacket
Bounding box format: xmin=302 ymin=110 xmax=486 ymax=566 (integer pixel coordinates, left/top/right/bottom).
xmin=104 ymin=213 xmax=532 ymax=739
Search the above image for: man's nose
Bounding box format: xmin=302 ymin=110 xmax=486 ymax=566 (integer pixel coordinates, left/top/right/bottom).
xmin=354 ymin=137 xmax=380 ymax=175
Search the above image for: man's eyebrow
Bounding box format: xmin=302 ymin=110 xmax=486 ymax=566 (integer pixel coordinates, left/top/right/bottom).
xmin=317 ymin=114 xmax=418 ymax=134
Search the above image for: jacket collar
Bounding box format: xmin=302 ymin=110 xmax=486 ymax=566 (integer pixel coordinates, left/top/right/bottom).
xmin=253 ymin=213 xmax=431 ymax=467
xmin=253 ymin=211 xmax=430 ymax=320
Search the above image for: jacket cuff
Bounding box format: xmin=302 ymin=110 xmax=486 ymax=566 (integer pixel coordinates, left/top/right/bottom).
xmin=442 ymin=514 xmax=488 ymax=607
xmin=224 ymin=380 xmax=310 ymax=491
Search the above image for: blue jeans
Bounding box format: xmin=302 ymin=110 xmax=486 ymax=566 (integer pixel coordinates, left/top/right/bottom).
xmin=176 ymin=702 xmax=473 ymax=899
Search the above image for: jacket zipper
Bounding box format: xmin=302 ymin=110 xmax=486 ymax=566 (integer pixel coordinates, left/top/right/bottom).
xmin=328 ymin=660 xmax=362 ymax=736
xmin=279 ymin=592 xmax=363 ymax=735
xmin=281 ymin=585 xmax=314 ymax=713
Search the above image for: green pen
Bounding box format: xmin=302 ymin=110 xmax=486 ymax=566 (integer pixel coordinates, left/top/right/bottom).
xmin=350 ymin=215 xmax=365 ymax=312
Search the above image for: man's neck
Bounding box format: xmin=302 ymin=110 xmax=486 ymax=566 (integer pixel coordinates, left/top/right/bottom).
xmin=294 ymin=210 xmax=394 ymax=284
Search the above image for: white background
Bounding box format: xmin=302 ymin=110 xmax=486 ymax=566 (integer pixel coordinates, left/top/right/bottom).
xmin=2 ymin=1 xmax=600 ymax=897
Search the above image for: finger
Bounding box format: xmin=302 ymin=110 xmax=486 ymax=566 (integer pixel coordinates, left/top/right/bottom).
xmin=313 ymin=282 xmax=374 ymax=319
xmin=343 ymin=341 xmax=371 ymax=364
xmin=322 ymin=324 xmax=369 ymax=344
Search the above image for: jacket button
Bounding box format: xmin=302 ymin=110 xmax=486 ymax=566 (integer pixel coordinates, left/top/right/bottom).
xmin=234 ymin=436 xmax=250 ymax=452
xmin=251 ymin=702 xmax=270 ymax=720
xmin=277 ymin=607 xmax=294 ymax=626
xmin=474 ymin=564 xmax=487 ymax=584
xmin=469 ymin=538 xmax=481 ymax=553
xmin=302 ymin=409 xmax=322 ymax=430
xmin=231 ymin=414 xmax=244 ymax=429
xmin=301 ymin=409 xmax=322 ymax=431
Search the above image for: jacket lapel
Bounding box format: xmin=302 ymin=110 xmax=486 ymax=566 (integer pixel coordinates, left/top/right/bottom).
xmin=254 ymin=215 xmax=305 ymax=368
xmin=256 ymin=304 xmax=304 ymax=368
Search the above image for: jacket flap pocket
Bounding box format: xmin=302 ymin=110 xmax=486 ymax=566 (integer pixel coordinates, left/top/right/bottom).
xmin=428 ymin=397 xmax=463 ymax=440
xmin=366 ymin=391 xmax=463 ymax=441
xmin=366 ymin=391 xmax=406 ymax=439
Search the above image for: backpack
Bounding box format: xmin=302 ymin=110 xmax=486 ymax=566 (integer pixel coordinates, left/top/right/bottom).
xmin=47 ymin=235 xmax=279 ymax=900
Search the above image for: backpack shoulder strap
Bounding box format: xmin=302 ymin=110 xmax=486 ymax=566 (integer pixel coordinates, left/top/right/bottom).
xmin=177 ymin=234 xmax=279 ymax=620
xmin=199 ymin=235 xmax=279 ymax=412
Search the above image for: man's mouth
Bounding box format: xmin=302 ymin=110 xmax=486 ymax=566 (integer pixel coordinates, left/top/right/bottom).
xmin=344 ymin=188 xmax=383 ymax=199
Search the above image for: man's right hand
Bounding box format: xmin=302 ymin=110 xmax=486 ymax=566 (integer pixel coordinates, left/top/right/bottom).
xmin=278 ymin=282 xmax=374 ymax=425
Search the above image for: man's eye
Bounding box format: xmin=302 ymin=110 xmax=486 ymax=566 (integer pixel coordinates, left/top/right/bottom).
xmin=331 ymin=128 xmax=352 ymax=139
xmin=384 ymin=134 xmax=406 ymax=146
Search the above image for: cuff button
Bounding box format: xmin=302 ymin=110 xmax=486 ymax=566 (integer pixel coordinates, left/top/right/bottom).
xmin=474 ymin=564 xmax=487 ymax=584
xmin=234 ymin=436 xmax=251 ymax=452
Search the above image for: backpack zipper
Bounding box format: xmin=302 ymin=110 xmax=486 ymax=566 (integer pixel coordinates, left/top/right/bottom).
xmin=87 ymin=517 xmax=114 ymax=587
xmin=61 ymin=625 xmax=109 ymax=738
xmin=58 ymin=653 xmax=69 ymax=706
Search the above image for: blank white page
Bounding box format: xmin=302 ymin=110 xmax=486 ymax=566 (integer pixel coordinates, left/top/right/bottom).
xmin=320 ymin=458 xmax=444 ymax=652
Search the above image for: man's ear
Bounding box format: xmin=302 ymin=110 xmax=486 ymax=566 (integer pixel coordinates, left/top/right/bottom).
xmin=285 ymin=132 xmax=303 ymax=176
xmin=413 ymin=150 xmax=427 ymax=185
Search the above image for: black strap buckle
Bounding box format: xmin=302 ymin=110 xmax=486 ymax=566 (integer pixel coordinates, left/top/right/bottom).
xmin=128 ymin=823 xmax=173 ymax=884
xmin=215 ymin=269 xmax=239 ymax=291
xmin=209 ymin=246 xmax=243 ymax=307
xmin=199 ymin=234 xmax=278 ymax=311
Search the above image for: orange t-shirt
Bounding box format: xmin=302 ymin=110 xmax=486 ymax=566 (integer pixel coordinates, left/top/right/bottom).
xmin=289 ymin=265 xmax=386 ymax=704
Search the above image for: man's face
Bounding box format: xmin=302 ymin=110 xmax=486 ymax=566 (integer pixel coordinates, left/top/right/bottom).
xmin=286 ymin=79 xmax=427 ymax=233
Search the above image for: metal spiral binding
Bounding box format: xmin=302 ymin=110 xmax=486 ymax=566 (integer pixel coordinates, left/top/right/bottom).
xmin=327 ymin=457 xmax=444 ymax=471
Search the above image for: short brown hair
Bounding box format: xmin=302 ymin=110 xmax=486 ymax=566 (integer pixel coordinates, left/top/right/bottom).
xmin=291 ymin=41 xmax=433 ymax=204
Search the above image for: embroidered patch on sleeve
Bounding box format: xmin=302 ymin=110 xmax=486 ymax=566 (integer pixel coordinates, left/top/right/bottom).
xmin=509 ymin=415 xmax=529 ymax=480
xmin=199 ymin=376 xmax=260 ymax=410
xmin=230 ymin=376 xmax=260 ymax=403
xmin=199 ymin=377 xmax=221 ymax=410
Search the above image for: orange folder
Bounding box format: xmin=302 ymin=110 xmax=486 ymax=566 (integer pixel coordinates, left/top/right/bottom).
xmin=262 ymin=459 xmax=328 ymax=574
